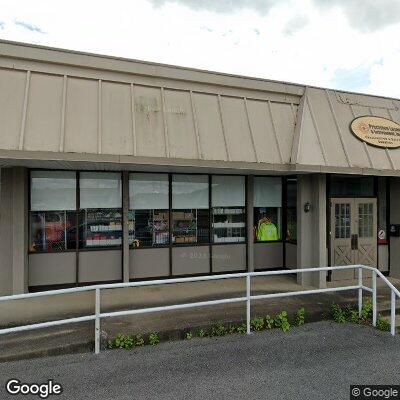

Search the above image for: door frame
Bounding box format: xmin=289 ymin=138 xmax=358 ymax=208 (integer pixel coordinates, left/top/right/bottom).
xmin=326 ymin=175 xmax=390 ymax=280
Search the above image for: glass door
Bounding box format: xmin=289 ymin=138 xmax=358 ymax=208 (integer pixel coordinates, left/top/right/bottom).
xmin=330 ymin=198 xmax=377 ymax=281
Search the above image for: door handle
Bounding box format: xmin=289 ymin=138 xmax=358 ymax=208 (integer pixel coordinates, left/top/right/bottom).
xmin=351 ymin=234 xmax=359 ymax=250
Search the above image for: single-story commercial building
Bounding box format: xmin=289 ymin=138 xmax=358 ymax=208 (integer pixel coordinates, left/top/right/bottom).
xmin=1 ymin=39 xmax=400 ymax=296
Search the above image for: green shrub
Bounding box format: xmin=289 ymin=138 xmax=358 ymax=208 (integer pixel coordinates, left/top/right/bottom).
xmin=211 ymin=323 xmax=227 ymax=337
xmin=185 ymin=331 xmax=193 ymax=340
xmin=236 ymin=323 xmax=247 ymax=334
xmin=348 ymin=309 xmax=359 ymax=324
xmin=331 ymin=303 xmax=346 ymax=323
xmin=274 ymin=311 xmax=290 ymax=332
xmin=376 ymin=316 xmax=390 ymax=332
xmin=265 ymin=315 xmax=274 ymax=329
xmin=294 ymin=307 xmax=306 ymax=326
xmin=197 ymin=329 xmax=206 ymax=338
xmin=135 ymin=334 xmax=145 ymax=347
xmin=108 ymin=333 xmax=135 ymax=349
xmin=361 ymin=299 xmax=373 ymax=321
xmin=148 ymin=332 xmax=159 ymax=346
xmin=228 ymin=325 xmax=237 ymax=335
xmin=251 ymin=317 xmax=264 ymax=332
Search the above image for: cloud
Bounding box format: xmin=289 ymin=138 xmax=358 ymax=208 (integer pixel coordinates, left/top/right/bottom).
xmin=312 ymin=0 xmax=400 ymax=32
xmin=0 ymin=21 xmax=5 ymax=30
xmin=149 ymin=0 xmax=279 ymax=14
xmin=150 ymin=0 xmax=400 ymax=33
xmin=282 ymin=14 xmax=309 ymax=36
xmin=331 ymin=65 xmax=371 ymax=92
xmin=14 ymin=20 xmax=45 ymax=33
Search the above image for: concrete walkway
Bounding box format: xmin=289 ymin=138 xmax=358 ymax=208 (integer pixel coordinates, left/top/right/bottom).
xmin=0 ymin=321 xmax=399 ymax=400
xmin=0 ymin=275 xmax=399 ymax=362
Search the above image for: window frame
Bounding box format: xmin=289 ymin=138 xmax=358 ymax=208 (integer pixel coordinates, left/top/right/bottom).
xmin=28 ymin=170 xmax=78 ymax=254
xmin=253 ymin=175 xmax=284 ymax=244
xmin=78 ymin=171 xmax=123 ymax=250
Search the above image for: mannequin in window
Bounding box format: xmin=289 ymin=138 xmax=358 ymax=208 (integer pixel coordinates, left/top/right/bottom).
xmin=256 ymin=212 xmax=278 ymax=241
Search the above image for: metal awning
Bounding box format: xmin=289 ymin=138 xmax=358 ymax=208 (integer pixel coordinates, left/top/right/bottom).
xmin=291 ymin=88 xmax=400 ymax=175
xmin=1 ymin=40 xmax=400 ymax=176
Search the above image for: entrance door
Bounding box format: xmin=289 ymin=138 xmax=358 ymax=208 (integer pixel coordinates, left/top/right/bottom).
xmin=330 ymin=198 xmax=377 ymax=280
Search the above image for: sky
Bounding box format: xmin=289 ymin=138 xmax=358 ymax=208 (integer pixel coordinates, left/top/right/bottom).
xmin=1 ymin=0 xmax=400 ymax=98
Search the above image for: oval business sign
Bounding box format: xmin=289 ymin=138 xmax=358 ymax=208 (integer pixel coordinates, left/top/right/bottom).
xmin=350 ymin=116 xmax=400 ymax=148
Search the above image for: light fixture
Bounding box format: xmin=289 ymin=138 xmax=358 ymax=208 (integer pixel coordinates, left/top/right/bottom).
xmin=304 ymin=202 xmax=311 ymax=213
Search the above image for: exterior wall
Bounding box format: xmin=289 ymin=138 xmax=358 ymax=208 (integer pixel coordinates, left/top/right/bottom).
xmin=254 ymin=243 xmax=283 ymax=270
xmin=390 ymin=177 xmax=400 ymax=278
xmin=296 ymin=174 xmax=327 ymax=288
xmin=0 ymin=167 xmax=28 ymax=295
xmin=285 ymin=242 xmax=297 ymax=269
xmin=0 ymin=168 xmax=13 ymax=295
xmin=29 ymin=252 xmax=75 ymax=286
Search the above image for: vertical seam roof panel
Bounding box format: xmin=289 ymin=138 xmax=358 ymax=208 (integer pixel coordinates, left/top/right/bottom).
xmin=97 ymin=80 xmax=102 ymax=155
xmin=18 ymin=70 xmax=30 ymax=150
xmin=290 ymin=95 xmax=305 ymax=165
xmin=59 ymin=75 xmax=67 ymax=153
xmin=305 ymin=90 xmax=327 ymax=165
xmin=130 ymin=83 xmax=137 ymax=156
xmin=267 ymin=100 xmax=284 ymax=163
xmin=217 ymin=94 xmax=230 ymax=161
xmin=160 ymin=87 xmax=170 ymax=158
xmin=243 ymin=97 xmax=259 ymax=163
xmin=189 ymin=90 xmax=203 ymax=160
xmin=325 ymin=89 xmax=351 ymax=167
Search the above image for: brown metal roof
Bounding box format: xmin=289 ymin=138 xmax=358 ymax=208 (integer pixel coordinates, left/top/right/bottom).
xmin=0 ymin=40 xmax=400 ymax=175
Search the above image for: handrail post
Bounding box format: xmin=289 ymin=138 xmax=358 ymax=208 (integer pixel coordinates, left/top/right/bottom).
xmin=391 ymin=290 xmax=396 ymax=336
xmin=358 ymin=266 xmax=363 ymax=318
xmin=246 ymin=274 xmax=251 ymax=335
xmin=95 ymin=288 xmax=101 ymax=354
xmin=372 ymin=270 xmax=377 ymax=327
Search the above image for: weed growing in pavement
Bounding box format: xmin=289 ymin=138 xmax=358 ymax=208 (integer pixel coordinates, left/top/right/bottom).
xmin=274 ymin=311 xmax=291 ymax=332
xmin=148 ymin=332 xmax=160 ymax=346
xmin=294 ymin=307 xmax=306 ymax=326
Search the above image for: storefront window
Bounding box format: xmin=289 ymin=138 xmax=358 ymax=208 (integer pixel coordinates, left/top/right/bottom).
xmin=330 ymin=175 xmax=374 ymax=197
xmin=172 ymin=175 xmax=209 ymax=244
xmin=212 ymin=175 xmax=245 ymax=243
xmin=286 ymin=178 xmax=297 ymax=242
xmin=29 ymin=171 xmax=77 ymax=252
xmin=79 ymin=172 xmax=122 ymax=248
xmin=378 ymin=177 xmax=388 ymax=245
xmin=129 ymin=173 xmax=169 ymax=247
xmin=253 ymin=177 xmax=282 ymax=242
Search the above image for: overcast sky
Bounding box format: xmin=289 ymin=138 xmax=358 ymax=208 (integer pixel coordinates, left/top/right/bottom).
xmin=1 ymin=0 xmax=400 ymax=98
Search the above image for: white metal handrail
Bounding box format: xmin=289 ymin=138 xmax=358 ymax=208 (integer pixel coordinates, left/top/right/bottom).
xmin=0 ymin=265 xmax=399 ymax=354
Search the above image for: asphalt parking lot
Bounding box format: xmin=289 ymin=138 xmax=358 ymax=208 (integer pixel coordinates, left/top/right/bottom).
xmin=0 ymin=321 xmax=399 ymax=400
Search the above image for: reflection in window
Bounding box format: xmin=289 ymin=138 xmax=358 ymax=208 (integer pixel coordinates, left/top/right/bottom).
xmin=335 ymin=203 xmax=351 ymax=239
xmin=254 ymin=177 xmax=282 ymax=242
xmin=129 ymin=173 xmax=169 ymax=247
xmin=212 ymin=176 xmax=245 ymax=243
xmin=172 ymin=175 xmax=209 ymax=244
xmin=79 ymin=172 xmax=122 ymax=248
xmin=286 ymin=178 xmax=297 ymax=242
xmin=358 ymin=203 xmax=373 ymax=238
xmin=29 ymin=171 xmax=77 ymax=252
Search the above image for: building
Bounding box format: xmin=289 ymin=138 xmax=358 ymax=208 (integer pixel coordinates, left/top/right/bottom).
xmin=0 ymin=39 xmax=399 ymax=296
